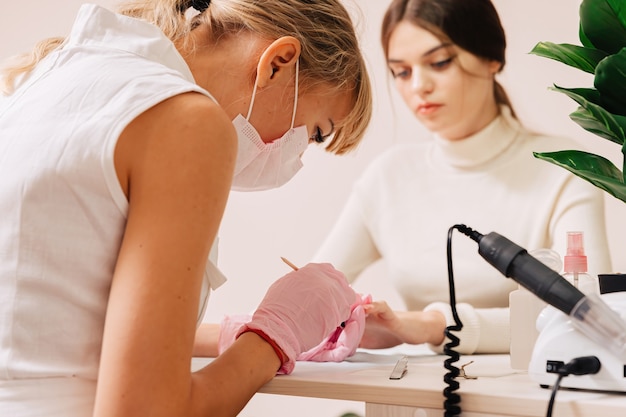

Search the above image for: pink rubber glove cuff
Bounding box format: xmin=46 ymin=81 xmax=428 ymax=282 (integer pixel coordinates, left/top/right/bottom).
xmin=219 ymin=315 xmax=296 ymax=373
xmin=238 ymin=326 xmax=289 ymax=373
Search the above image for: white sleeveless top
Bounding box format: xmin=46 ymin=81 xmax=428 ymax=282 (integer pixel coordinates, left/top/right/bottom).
xmin=0 ymin=4 xmax=226 ymax=416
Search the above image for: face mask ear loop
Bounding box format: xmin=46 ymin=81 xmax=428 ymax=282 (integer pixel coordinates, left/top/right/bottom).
xmin=245 ymin=73 xmax=260 ymax=121
xmin=289 ymin=59 xmax=299 ymax=129
xmin=247 ymin=57 xmax=299 ymax=125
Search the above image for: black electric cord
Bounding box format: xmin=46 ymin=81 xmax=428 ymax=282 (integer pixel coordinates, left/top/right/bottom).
xmin=442 ymin=225 xmax=475 ymax=417
xmin=447 ymin=224 xmax=604 ymax=417
xmin=546 ymin=374 xmax=564 ymax=417
xmin=546 ymin=356 xmax=601 ymax=417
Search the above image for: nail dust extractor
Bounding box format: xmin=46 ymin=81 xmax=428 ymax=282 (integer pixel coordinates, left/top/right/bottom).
xmin=457 ymin=225 xmax=626 ymax=393
xmin=528 ymin=278 xmax=626 ymax=392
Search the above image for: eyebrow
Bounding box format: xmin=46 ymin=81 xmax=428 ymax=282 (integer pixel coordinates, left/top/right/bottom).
xmin=387 ymin=42 xmax=453 ymax=64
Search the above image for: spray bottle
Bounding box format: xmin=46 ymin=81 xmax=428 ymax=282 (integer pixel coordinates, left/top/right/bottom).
xmin=563 ymin=231 xmax=598 ymax=295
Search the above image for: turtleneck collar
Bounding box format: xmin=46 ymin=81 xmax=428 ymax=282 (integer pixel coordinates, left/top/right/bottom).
xmin=431 ymin=106 xmax=522 ymax=170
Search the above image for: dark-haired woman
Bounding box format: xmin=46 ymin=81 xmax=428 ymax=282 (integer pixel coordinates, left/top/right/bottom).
xmin=313 ymin=0 xmax=611 ymax=355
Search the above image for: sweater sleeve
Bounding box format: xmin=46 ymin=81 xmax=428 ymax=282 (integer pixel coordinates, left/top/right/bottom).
xmin=423 ymin=302 xmax=510 ymax=354
xmin=312 ymin=188 xmax=381 ymax=284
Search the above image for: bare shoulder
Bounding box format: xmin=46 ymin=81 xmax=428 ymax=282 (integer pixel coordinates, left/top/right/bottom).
xmin=115 ymin=92 xmax=237 ymax=196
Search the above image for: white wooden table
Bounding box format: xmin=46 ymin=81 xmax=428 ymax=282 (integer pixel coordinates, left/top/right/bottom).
xmin=193 ymin=346 xmax=626 ymax=417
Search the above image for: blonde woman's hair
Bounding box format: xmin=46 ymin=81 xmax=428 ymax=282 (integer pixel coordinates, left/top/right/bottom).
xmin=1 ymin=0 xmax=372 ymax=154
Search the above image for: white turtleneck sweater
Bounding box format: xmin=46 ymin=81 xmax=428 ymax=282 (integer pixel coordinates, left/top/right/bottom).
xmin=313 ymin=109 xmax=612 ymax=354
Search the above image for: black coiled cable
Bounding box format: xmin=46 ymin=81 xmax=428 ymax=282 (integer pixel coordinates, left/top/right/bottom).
xmin=442 ymin=225 xmax=470 ymax=417
xmin=442 ymin=328 xmax=462 ymax=417
xmin=443 ymin=224 xmax=484 ymax=416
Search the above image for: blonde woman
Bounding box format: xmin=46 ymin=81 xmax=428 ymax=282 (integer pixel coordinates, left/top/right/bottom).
xmin=0 ymin=1 xmax=372 ymax=416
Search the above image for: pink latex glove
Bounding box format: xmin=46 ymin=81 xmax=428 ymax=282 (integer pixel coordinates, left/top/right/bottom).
xmin=219 ymin=294 xmax=371 ymax=363
xmin=297 ymin=293 xmax=372 ymax=362
xmin=233 ymin=263 xmax=356 ymax=374
xmin=218 ymin=314 xmax=252 ymax=355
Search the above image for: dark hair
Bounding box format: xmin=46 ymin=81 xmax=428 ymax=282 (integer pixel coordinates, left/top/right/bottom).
xmin=381 ymin=0 xmax=515 ymax=117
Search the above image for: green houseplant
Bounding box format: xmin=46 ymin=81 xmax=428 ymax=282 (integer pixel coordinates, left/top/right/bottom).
xmin=529 ymin=0 xmax=626 ymax=202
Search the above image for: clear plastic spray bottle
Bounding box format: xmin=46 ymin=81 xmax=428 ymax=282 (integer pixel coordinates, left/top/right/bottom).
xmin=563 ymin=231 xmax=598 ymax=295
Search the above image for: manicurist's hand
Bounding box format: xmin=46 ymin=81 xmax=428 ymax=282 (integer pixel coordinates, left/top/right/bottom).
xmin=298 ymin=293 xmax=371 ymax=362
xmin=239 ymin=262 xmax=357 ymax=373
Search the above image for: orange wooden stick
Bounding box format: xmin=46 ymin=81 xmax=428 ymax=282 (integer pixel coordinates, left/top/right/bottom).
xmin=280 ymin=257 xmax=299 ymax=271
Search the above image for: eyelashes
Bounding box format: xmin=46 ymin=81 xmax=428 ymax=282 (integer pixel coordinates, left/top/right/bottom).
xmin=389 ymin=56 xmax=456 ymax=79
xmin=431 ymin=57 xmax=454 ymax=69
xmin=312 ymin=127 xmax=325 ymax=143
xmin=311 ymin=124 xmax=334 ymax=144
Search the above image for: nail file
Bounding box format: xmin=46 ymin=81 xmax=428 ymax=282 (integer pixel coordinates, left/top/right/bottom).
xmin=389 ymin=355 xmax=409 ymax=380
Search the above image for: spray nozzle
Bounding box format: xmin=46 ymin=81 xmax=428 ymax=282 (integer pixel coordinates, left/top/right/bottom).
xmin=564 ymin=231 xmax=587 ymax=274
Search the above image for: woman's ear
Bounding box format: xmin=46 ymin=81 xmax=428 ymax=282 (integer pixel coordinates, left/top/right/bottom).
xmin=488 ymin=59 xmax=503 ymax=74
xmin=256 ymin=36 xmax=301 ymax=89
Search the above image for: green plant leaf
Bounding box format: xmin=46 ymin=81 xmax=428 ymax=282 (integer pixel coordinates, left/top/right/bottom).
xmin=552 ymin=85 xmax=626 ymax=145
xmin=570 ymin=107 xmax=626 ymax=145
xmin=579 ymin=21 xmax=594 ymax=48
xmin=594 ymin=48 xmax=626 ymax=115
xmin=555 ymin=87 xmax=601 ymax=105
xmin=534 ymin=150 xmax=626 ymax=202
xmin=532 ymin=0 xmax=626 ymax=204
xmin=580 ymin=0 xmax=626 ymax=54
xmin=530 ymin=42 xmax=608 ymax=73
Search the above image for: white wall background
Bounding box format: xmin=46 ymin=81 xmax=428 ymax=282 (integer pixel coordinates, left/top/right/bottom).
xmin=2 ymin=1 xmax=625 ymax=416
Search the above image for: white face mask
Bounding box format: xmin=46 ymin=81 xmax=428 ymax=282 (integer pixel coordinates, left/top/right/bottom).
xmin=231 ymin=60 xmax=309 ymax=192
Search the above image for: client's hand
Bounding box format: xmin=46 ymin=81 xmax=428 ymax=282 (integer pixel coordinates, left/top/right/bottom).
xmin=359 ymin=301 xmax=405 ymax=349
xmin=359 ymin=301 xmax=447 ymax=349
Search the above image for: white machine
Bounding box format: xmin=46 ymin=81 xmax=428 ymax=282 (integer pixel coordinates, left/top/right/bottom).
xmin=529 ymin=291 xmax=626 ymax=392
xmin=455 ymin=226 xmax=626 ymax=393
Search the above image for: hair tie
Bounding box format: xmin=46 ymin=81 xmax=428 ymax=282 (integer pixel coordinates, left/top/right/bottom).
xmin=190 ymin=0 xmax=211 ymax=13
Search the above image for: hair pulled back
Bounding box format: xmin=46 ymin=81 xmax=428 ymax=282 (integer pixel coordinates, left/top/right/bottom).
xmin=2 ymin=0 xmax=372 ymax=154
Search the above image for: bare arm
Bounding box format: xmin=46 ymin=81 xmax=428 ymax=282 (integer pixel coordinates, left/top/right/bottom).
xmin=94 ymin=93 xmax=279 ymax=417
